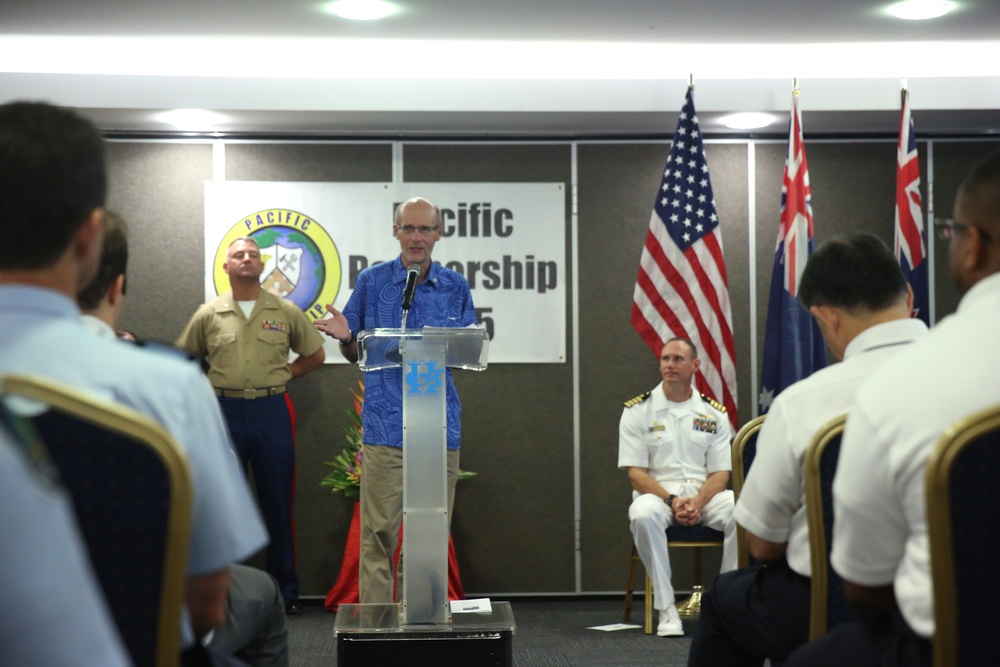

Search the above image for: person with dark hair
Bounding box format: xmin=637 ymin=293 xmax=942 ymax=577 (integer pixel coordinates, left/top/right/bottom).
xmin=687 ymin=232 xmax=928 ymax=667
xmin=176 ymin=235 xmax=326 ymax=614
xmin=78 ymin=210 xmax=129 ymax=337
xmin=0 ymin=101 xmax=268 ymax=665
xmin=78 ymin=211 xmax=289 ymax=667
xmin=618 ymin=336 xmax=736 ymax=637
xmin=786 ymin=153 xmax=1000 ymax=667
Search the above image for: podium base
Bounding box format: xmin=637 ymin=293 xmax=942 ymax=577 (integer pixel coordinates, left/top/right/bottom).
xmin=334 ymin=602 xmax=515 ymax=667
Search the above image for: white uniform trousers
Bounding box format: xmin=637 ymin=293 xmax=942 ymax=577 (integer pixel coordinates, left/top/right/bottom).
xmin=629 ymin=488 xmax=737 ymax=610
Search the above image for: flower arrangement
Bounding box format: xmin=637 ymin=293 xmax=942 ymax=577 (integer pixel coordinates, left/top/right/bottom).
xmin=321 ymin=381 xmax=475 ymax=498
xmin=321 ymin=381 xmax=365 ymax=498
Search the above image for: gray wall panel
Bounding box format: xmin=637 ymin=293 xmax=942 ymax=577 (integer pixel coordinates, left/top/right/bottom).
xmin=405 ymin=143 xmax=577 ymax=592
xmin=226 ymin=143 xmax=393 ymax=182
xmin=576 ymin=141 xmax=749 ymax=594
xmin=105 ymin=141 xmax=214 ymax=344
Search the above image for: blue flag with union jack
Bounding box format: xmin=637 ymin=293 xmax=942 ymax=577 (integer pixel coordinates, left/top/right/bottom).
xmin=895 ymin=89 xmax=930 ymax=326
xmin=759 ymin=91 xmax=826 ymax=415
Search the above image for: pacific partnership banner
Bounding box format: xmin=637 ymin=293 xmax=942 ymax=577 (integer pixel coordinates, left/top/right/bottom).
xmin=203 ymin=182 xmax=566 ymax=363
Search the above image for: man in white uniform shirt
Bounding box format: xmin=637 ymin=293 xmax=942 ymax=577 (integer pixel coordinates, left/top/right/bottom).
xmin=618 ymin=337 xmax=735 ymax=637
xmin=786 ymin=152 xmax=1000 ymax=667
xmin=687 ymin=233 xmax=928 ymax=666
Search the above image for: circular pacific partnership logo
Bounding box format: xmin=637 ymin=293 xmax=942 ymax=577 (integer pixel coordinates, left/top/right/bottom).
xmin=213 ymin=208 xmax=341 ymax=322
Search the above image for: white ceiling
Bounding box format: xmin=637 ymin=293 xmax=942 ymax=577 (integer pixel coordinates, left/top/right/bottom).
xmin=2 ymin=0 xmax=999 ymax=137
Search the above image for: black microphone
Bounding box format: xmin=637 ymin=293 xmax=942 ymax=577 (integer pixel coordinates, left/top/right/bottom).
xmin=401 ymin=263 xmax=420 ymax=311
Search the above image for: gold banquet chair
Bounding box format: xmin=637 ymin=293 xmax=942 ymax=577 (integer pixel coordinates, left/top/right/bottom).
xmin=803 ymin=414 xmax=854 ymax=640
xmin=731 ymin=416 xmax=765 ymax=569
xmin=927 ymin=403 xmax=1000 ymax=667
xmin=1 ymin=374 xmax=192 ymax=667
xmin=624 ymin=525 xmax=725 ymax=633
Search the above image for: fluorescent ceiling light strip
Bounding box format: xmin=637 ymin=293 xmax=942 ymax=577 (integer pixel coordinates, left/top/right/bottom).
xmin=0 ymin=36 xmax=998 ymax=79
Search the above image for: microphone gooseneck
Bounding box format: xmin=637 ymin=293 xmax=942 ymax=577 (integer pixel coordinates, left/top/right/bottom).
xmin=401 ymin=263 xmax=420 ymax=312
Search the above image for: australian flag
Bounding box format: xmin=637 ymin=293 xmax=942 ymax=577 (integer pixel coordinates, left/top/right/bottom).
xmin=895 ymin=88 xmax=930 ymax=326
xmin=759 ymin=91 xmax=826 ymax=415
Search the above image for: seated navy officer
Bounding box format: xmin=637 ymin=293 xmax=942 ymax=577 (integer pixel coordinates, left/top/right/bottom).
xmin=618 ymin=337 xmax=736 ymax=637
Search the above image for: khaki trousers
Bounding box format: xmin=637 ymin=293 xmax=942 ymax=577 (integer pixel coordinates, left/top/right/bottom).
xmin=358 ymin=444 xmax=460 ymax=604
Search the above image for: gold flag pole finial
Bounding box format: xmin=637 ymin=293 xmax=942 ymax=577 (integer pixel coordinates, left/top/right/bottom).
xmin=793 ymin=77 xmax=800 ymax=97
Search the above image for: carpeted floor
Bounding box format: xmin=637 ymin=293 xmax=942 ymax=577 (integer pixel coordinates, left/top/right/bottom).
xmin=288 ymin=597 xmax=699 ymax=666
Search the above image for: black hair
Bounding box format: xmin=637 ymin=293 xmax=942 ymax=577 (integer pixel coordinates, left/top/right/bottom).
xmin=78 ymin=211 xmax=127 ymax=310
xmin=798 ymin=232 xmax=908 ymax=312
xmin=0 ymin=102 xmax=107 ymax=269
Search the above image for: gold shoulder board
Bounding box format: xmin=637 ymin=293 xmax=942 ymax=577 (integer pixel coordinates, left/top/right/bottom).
xmin=623 ymin=391 xmax=651 ymax=408
xmin=700 ymin=393 xmax=727 ymax=413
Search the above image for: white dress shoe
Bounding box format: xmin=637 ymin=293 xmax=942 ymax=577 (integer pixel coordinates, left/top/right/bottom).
xmin=656 ymin=604 xmax=683 ymax=637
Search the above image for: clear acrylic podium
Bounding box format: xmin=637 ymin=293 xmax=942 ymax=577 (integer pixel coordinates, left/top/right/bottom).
xmin=355 ymin=325 xmax=488 ymax=625
xmin=335 ymin=326 xmax=512 ymax=666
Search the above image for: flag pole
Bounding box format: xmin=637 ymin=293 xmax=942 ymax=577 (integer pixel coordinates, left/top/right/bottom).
xmin=900 ymin=76 xmax=908 ymax=107
xmin=688 ymin=72 xmax=694 ymax=90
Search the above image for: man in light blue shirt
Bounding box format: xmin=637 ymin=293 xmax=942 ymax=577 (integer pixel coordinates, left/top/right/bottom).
xmin=0 ymin=101 xmax=268 ymax=661
xmin=315 ymin=197 xmax=477 ymax=603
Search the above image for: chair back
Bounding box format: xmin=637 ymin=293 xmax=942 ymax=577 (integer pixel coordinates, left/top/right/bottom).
xmin=804 ymin=414 xmax=853 ymax=640
xmin=666 ymin=524 xmax=725 ymax=545
xmin=732 ymin=415 xmax=765 ymax=568
xmin=1 ymin=374 xmax=191 ymax=667
xmin=926 ymin=403 xmax=1000 ymax=667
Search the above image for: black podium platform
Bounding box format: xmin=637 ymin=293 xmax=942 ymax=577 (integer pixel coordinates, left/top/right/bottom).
xmin=334 ymin=602 xmax=515 ymax=666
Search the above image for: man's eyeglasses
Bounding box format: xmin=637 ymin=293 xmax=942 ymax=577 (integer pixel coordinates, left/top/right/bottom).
xmin=934 ymin=218 xmax=993 ymax=243
xmin=934 ymin=218 xmax=971 ymax=241
xmin=395 ymin=224 xmax=441 ymax=237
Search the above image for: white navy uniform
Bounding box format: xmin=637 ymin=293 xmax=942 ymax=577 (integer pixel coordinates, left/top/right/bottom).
xmin=834 ymin=272 xmax=1000 ymax=640
xmin=0 ymin=285 xmax=269 ymax=647
xmin=736 ymin=318 xmax=929 ymax=577
xmin=618 ymin=384 xmax=735 ymax=610
xmin=686 ymin=318 xmax=929 ymax=666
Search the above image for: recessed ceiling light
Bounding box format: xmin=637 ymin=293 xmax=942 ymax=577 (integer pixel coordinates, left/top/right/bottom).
xmin=887 ymin=0 xmax=956 ymax=20
xmin=155 ymin=109 xmax=228 ymax=130
xmin=718 ymin=112 xmax=776 ymax=130
xmin=324 ymin=0 xmax=397 ymax=21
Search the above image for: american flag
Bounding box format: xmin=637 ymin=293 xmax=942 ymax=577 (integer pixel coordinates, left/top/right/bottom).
xmin=895 ymin=88 xmax=929 ymax=326
xmin=631 ymin=86 xmax=738 ymax=428
xmin=758 ymin=91 xmax=826 ymax=415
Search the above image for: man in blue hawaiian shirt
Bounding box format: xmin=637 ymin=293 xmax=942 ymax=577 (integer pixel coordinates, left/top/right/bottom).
xmin=315 ymin=197 xmax=478 ymax=603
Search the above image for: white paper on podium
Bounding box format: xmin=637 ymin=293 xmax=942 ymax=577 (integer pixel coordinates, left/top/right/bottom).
xmin=450 ymin=598 xmax=493 ymax=614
